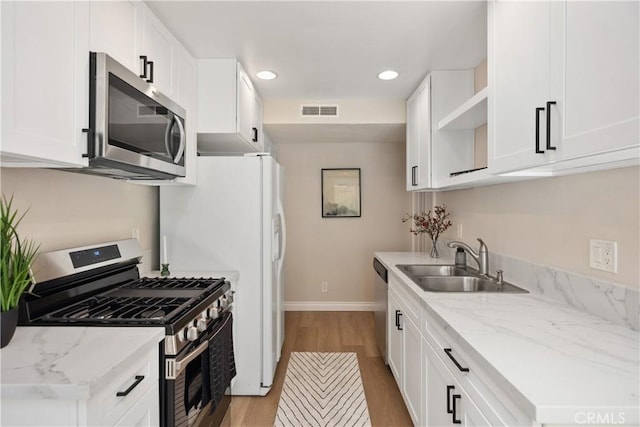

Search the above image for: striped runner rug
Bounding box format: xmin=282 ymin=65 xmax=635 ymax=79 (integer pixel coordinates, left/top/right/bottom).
xmin=274 ymin=352 xmax=371 ymax=427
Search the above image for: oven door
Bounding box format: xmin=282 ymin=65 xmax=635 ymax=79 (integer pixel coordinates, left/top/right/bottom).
xmin=163 ymin=340 xmax=211 ymax=427
xmin=162 ymin=312 xmax=235 ymax=427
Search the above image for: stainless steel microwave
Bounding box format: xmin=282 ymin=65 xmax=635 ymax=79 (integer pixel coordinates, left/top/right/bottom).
xmin=81 ymin=52 xmax=186 ymax=180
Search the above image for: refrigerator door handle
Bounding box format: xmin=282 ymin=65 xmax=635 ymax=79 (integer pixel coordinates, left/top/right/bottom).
xmin=278 ymin=211 xmax=286 ymax=263
xmin=272 ymin=215 xmax=281 ymax=262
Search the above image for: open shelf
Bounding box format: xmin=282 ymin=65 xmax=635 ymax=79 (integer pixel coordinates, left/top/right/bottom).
xmin=438 ymin=86 xmax=488 ymax=131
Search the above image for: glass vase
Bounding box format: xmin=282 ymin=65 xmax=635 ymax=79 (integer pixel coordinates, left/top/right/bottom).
xmin=430 ymin=236 xmax=439 ymax=258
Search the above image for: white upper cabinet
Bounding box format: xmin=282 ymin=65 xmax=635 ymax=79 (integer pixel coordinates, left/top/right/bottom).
xmin=406 ymin=75 xmax=431 ymax=190
xmin=489 ymin=0 xmax=639 ymax=175
xmin=140 ymin=5 xmax=175 ymax=98
xmin=197 ymin=59 xmax=264 ymax=154
xmin=548 ymin=1 xmax=639 ymax=161
xmin=170 ymin=45 xmax=198 ymax=185
xmin=89 ymin=1 xmax=143 ymax=75
xmin=1 ymin=1 xmax=89 ymax=168
xmin=488 ymin=1 xmax=554 ymax=174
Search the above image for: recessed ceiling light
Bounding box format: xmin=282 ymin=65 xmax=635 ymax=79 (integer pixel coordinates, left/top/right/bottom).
xmin=377 ymin=70 xmax=399 ymax=80
xmin=256 ymin=70 xmax=277 ymax=80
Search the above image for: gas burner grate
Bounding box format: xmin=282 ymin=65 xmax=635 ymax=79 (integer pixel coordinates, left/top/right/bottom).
xmin=44 ymin=295 xmax=192 ymax=323
xmin=124 ymin=277 xmax=224 ymax=290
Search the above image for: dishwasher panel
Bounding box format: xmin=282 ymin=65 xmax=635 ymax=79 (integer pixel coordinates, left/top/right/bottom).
xmin=373 ymin=258 xmax=388 ymax=364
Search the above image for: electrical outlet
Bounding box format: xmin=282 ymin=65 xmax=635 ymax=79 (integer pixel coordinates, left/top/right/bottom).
xmin=589 ymin=239 xmax=617 ymax=273
xmin=321 ymin=282 xmax=328 ymax=293
xmin=457 ymin=224 xmax=463 ymax=238
xmin=131 ymin=228 xmax=140 ymax=242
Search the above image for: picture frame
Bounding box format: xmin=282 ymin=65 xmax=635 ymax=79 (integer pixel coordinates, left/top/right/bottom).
xmin=321 ymin=168 xmax=361 ymax=218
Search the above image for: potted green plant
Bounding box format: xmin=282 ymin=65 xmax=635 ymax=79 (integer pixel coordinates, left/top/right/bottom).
xmin=1 ymin=195 xmax=39 ymax=348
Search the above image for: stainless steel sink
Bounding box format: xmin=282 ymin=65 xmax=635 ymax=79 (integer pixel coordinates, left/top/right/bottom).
xmin=395 ymin=264 xmax=528 ymax=293
xmin=412 ymin=276 xmax=528 ymax=293
xmin=396 ymin=264 xmax=471 ymax=277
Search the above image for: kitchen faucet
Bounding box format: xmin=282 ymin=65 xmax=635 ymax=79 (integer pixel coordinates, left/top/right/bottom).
xmin=447 ymin=238 xmax=489 ymax=276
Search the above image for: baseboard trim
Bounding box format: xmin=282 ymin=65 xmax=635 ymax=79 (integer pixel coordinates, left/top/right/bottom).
xmin=284 ymin=301 xmax=376 ymax=311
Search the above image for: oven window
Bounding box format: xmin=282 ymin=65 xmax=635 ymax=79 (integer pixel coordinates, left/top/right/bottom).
xmin=108 ymin=74 xmax=185 ymax=166
xmin=172 ymin=349 xmax=212 ymax=427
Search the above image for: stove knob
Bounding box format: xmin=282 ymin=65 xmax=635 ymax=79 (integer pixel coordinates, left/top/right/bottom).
xmin=208 ymin=305 xmax=219 ymax=320
xmin=227 ymin=291 xmax=235 ymax=304
xmin=220 ymin=296 xmax=228 ymax=309
xmin=196 ymin=318 xmax=207 ymax=332
xmin=186 ymin=325 xmax=198 ymax=341
xmin=177 ymin=328 xmax=186 ymax=342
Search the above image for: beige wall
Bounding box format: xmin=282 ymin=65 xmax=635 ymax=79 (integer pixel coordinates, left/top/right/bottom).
xmin=435 ymin=166 xmax=640 ymax=288
xmin=0 ymin=168 xmax=158 ymax=269
xmin=278 ymin=141 xmax=412 ymax=304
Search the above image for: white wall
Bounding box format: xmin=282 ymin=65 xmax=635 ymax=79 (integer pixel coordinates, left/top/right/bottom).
xmin=0 ymin=168 xmax=158 ymax=269
xmin=278 ymin=141 xmax=411 ymax=305
xmin=436 ymin=166 xmax=640 ymax=288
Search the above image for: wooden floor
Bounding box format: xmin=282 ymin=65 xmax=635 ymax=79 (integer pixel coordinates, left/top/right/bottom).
xmin=225 ymin=311 xmax=413 ymax=427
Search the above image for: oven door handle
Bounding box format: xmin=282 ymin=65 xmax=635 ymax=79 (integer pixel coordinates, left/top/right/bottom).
xmin=166 ymin=341 xmax=208 ymax=380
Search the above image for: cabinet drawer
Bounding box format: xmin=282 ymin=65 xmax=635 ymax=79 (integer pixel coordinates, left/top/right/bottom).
xmin=424 ymin=311 xmax=531 ymax=426
xmin=88 ymin=345 xmax=159 ymax=426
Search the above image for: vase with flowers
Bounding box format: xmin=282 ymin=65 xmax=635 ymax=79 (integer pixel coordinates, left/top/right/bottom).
xmin=402 ymin=204 xmax=452 ymax=258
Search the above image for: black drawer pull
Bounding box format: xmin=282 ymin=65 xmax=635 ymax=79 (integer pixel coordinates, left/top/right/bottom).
xmin=411 ymin=166 xmax=417 ymax=186
xmin=452 ymin=393 xmax=461 ymax=424
xmin=116 ymin=375 xmax=145 ymax=397
xmin=446 ymin=385 xmax=455 ymax=414
xmin=535 ymin=107 xmax=545 ymax=154
xmin=396 ymin=310 xmax=403 ymax=330
xmin=546 ymin=101 xmax=557 ymax=150
xmin=444 ymin=348 xmax=469 ymax=372
xmin=252 ymin=127 xmax=258 ymax=142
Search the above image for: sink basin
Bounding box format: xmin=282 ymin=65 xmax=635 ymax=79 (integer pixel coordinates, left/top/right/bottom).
xmin=395 ymin=264 xmax=528 ymax=293
xmin=412 ymin=276 xmax=528 ymax=293
xmin=396 ymin=264 xmax=471 ymax=277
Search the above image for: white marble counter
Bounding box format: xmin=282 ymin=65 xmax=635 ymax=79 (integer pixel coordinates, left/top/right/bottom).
xmin=0 ymin=327 xmax=164 ymax=401
xmin=375 ymin=251 xmax=640 ymax=425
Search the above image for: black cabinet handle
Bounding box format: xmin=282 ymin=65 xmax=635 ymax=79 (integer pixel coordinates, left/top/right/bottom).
xmin=81 ymin=128 xmax=93 ymax=158
xmin=444 ymin=348 xmax=469 ymax=372
xmin=116 ymin=375 xmax=144 ymax=397
xmin=546 ymin=101 xmax=557 ymax=150
xmin=395 ymin=310 xmax=403 ymax=330
xmin=446 ymin=385 xmax=455 ymax=414
xmin=535 ymin=107 xmax=545 ymax=154
xmin=452 ymin=394 xmax=461 ymax=424
xmin=139 ymin=55 xmax=148 ymax=79
xmin=411 ymin=166 xmax=418 ymax=186
xmin=147 ymin=61 xmax=154 ymax=83
xmin=252 ymin=127 xmax=258 ymax=143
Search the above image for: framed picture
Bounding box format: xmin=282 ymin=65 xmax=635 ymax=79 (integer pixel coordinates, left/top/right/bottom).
xmin=321 ymin=168 xmax=361 ymax=218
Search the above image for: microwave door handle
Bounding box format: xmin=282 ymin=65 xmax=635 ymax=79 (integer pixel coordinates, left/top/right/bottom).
xmin=173 ymin=116 xmax=186 ymax=163
xmin=164 ymin=116 xmax=174 ymax=160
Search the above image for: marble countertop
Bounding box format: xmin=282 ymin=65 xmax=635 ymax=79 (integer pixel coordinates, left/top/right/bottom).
xmin=0 ymin=327 xmax=164 ymax=401
xmin=375 ymin=251 xmax=639 ymax=425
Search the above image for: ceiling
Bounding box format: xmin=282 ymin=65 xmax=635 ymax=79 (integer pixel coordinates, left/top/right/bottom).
xmin=147 ymin=1 xmax=487 ymax=100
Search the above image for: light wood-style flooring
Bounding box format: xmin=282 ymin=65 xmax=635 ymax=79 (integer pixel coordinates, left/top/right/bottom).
xmin=226 ymin=311 xmax=413 ymax=426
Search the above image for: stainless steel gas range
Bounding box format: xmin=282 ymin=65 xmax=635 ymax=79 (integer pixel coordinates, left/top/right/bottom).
xmin=18 ymin=239 xmax=235 ymax=427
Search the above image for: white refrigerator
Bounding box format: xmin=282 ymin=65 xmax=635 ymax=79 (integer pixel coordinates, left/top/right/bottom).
xmin=160 ymin=154 xmax=286 ymax=396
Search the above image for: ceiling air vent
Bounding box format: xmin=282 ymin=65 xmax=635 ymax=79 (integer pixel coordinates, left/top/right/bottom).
xmin=301 ymin=105 xmax=338 ymax=117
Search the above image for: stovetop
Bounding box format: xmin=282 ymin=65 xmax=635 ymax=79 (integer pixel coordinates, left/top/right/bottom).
xmin=38 ymin=276 xmax=227 ymax=325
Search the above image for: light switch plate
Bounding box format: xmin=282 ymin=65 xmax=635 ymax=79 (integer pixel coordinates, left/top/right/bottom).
xmin=589 ymin=239 xmax=617 ymax=273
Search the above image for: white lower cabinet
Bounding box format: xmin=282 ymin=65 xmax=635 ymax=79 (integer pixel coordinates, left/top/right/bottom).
xmin=1 ymin=345 xmax=159 ymax=427
xmin=388 ymin=275 xmax=423 ymax=426
xmin=423 ymin=337 xmax=491 ymax=427
xmin=388 ymin=274 xmax=534 ymax=427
